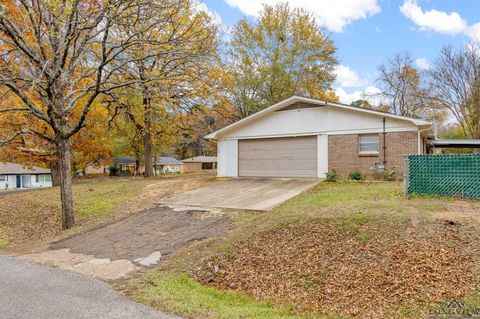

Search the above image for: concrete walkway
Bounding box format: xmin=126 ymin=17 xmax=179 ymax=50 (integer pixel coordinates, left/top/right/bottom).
xmin=159 ymin=178 xmax=318 ymax=210
xmin=0 ymin=255 xmax=179 ymax=319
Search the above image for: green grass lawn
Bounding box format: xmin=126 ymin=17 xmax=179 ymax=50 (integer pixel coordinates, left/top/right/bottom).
xmin=131 ymin=181 xmax=480 ymax=319
xmin=135 ymin=273 xmax=315 ymax=319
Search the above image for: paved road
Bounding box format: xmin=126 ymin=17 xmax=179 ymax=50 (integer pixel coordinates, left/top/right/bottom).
xmin=0 ymin=255 xmax=179 ymax=319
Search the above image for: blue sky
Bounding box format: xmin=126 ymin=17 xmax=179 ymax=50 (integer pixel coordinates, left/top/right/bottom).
xmin=201 ymin=0 xmax=480 ymax=104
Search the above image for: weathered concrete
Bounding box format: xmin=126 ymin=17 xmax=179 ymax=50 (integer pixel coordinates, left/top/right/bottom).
xmin=49 ymin=206 xmax=232 ymax=262
xmin=159 ymin=178 xmax=318 ymax=210
xmin=21 ymin=248 xmax=137 ymax=280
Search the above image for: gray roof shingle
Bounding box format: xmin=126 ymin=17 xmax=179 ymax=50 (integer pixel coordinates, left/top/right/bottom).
xmin=0 ymin=162 xmax=51 ymax=175
xmin=181 ymin=156 xmax=217 ymax=163
xmin=155 ymin=157 xmax=184 ymax=165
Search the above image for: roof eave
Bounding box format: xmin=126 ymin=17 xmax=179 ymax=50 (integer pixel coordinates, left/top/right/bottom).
xmin=203 ymin=96 xmax=433 ymax=140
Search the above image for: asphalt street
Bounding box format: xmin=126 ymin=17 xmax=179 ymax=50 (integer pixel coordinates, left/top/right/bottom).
xmin=0 ymin=255 xmax=179 ymax=319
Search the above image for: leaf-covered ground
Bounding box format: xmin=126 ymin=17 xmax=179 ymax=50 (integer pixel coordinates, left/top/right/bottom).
xmin=199 ymin=217 xmax=480 ymax=319
xmin=122 ymin=182 xmax=480 ymax=319
xmin=0 ymin=173 xmax=214 ymax=247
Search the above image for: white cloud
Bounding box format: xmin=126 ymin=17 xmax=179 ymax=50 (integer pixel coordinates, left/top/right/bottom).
xmin=334 ymin=65 xmax=366 ymax=88
xmin=225 ymin=0 xmax=381 ymax=32
xmin=415 ymin=58 xmax=430 ymax=70
xmin=400 ymin=0 xmax=467 ymax=34
xmin=335 ymin=86 xmax=382 ymax=105
xmin=466 ymin=23 xmax=480 ymax=43
xmin=197 ymin=2 xmax=223 ymax=25
xmin=400 ymin=0 xmax=480 ymax=42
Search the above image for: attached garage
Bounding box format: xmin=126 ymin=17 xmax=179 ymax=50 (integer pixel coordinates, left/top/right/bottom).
xmin=238 ymin=136 xmax=317 ymax=178
xmin=206 ymin=96 xmax=433 ymax=179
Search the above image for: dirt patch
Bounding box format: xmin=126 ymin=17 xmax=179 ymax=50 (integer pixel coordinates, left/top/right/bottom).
xmin=430 ymin=200 xmax=480 ymax=224
xmin=0 ymin=172 xmax=215 ymax=248
xmin=115 ymin=173 xmax=216 ymax=215
xmin=50 ymin=206 xmax=233 ymax=262
xmin=197 ymin=218 xmax=480 ymax=319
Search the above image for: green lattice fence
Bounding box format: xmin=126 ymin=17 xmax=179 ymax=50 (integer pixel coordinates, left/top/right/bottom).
xmin=407 ymin=154 xmax=480 ymax=199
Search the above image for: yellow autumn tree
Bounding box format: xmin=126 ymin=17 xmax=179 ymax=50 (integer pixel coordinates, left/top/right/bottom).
xmin=224 ymin=3 xmax=338 ymax=117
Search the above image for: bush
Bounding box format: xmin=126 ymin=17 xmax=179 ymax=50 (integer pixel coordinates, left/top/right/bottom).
xmin=109 ymin=166 xmax=119 ymax=176
xmin=349 ymin=169 xmax=365 ymax=181
xmin=325 ymin=170 xmax=339 ymax=182
xmin=383 ymin=168 xmax=397 ymax=181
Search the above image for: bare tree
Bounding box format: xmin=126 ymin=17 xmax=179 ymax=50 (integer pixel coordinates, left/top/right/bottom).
xmin=0 ymin=0 xmax=175 ymax=228
xmin=376 ymin=52 xmax=432 ymax=117
xmin=429 ymin=45 xmax=480 ymax=139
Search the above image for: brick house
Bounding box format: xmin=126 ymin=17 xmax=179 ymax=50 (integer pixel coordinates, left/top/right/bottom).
xmin=181 ymin=156 xmax=217 ymax=172
xmin=205 ymin=96 xmax=433 ymax=179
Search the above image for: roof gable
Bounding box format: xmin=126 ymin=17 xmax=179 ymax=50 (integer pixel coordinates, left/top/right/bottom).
xmin=205 ymin=96 xmax=432 ymax=140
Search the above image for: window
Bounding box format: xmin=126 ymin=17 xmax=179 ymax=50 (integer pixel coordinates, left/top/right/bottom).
xmin=0 ymin=175 xmax=5 ymax=182
xmin=36 ymin=174 xmax=52 ymax=183
xmin=358 ymin=134 xmax=379 ymax=155
xmin=202 ymin=162 xmax=213 ymax=170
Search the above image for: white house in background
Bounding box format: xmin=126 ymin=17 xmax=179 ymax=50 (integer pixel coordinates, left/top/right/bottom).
xmin=0 ymin=162 xmax=52 ymax=190
xmin=154 ymin=157 xmax=184 ymax=174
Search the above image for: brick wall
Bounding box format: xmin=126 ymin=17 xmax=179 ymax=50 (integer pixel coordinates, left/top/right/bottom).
xmin=328 ymin=131 xmax=418 ymax=180
xmin=183 ymin=162 xmax=203 ymax=172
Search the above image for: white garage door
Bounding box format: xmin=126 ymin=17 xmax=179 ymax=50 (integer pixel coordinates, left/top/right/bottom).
xmin=238 ymin=136 xmax=317 ymax=177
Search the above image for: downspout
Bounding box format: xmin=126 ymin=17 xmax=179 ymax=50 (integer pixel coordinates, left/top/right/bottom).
xmin=417 ymin=128 xmax=431 ymax=154
xmin=382 ymin=117 xmax=387 ymax=165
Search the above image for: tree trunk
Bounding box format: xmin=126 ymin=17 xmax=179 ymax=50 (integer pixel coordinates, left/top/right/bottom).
xmin=49 ymin=159 xmax=61 ymax=187
xmin=56 ymin=137 xmax=75 ymax=229
xmin=143 ymin=98 xmax=153 ymax=177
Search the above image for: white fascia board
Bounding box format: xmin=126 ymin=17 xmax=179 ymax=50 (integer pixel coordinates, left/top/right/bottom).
xmin=204 ymin=96 xmax=302 ymax=139
xmin=204 ymin=96 xmax=432 ymax=139
xmin=218 ymin=126 xmax=421 ymax=140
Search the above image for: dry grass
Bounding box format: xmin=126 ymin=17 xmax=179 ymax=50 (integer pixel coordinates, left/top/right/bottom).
xmin=132 ymin=181 xmax=480 ymax=319
xmin=0 ymin=172 xmax=215 ymax=248
xmin=201 ymin=219 xmax=480 ymax=319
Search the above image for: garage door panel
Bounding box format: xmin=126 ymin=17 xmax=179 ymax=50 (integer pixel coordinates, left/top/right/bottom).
xmin=238 ymin=136 xmax=317 ymax=177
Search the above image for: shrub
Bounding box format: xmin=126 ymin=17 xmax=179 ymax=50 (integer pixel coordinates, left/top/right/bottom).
xmin=383 ymin=168 xmax=397 ymax=181
xmin=349 ymin=169 xmax=365 ymax=181
xmin=109 ymin=166 xmax=119 ymax=176
xmin=325 ymin=170 xmax=339 ymax=182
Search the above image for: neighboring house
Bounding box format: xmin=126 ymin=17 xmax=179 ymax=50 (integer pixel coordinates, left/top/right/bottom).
xmin=113 ymin=156 xmax=139 ymax=175
xmin=0 ymin=162 xmax=52 ymax=190
xmin=84 ymin=165 xmax=110 ymax=175
xmin=154 ymin=157 xmax=184 ymax=174
xmin=205 ymin=96 xmax=433 ymax=179
xmin=181 ymin=156 xmax=217 ymax=172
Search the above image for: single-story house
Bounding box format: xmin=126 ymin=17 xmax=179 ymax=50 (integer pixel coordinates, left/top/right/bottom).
xmin=84 ymin=165 xmax=110 ymax=175
xmin=205 ymin=96 xmax=433 ymax=179
xmin=181 ymin=156 xmax=217 ymax=172
xmin=155 ymin=157 xmax=184 ymax=174
xmin=113 ymin=156 xmax=139 ymax=175
xmin=0 ymin=162 xmax=52 ymax=190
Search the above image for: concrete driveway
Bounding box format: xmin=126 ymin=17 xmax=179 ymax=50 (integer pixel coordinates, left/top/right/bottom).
xmin=159 ymin=178 xmax=318 ymax=210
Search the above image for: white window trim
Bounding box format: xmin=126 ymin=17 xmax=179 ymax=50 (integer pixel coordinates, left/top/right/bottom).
xmin=358 ymin=133 xmax=380 ymax=155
